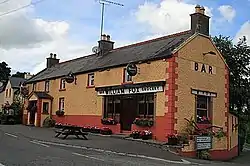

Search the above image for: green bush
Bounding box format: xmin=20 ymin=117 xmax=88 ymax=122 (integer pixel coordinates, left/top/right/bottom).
xmin=43 ymin=117 xmax=56 ymax=128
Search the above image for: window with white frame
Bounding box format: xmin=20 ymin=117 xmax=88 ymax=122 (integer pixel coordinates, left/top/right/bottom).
xmin=88 ymin=73 xmax=95 ymax=86
xmin=45 ymin=81 xmax=50 ymax=92
xmin=196 ymin=95 xmax=212 ymax=124
xmin=123 ymin=68 xmax=132 ymax=82
xmin=59 ymin=98 xmax=65 ymax=111
xmin=60 ymin=79 xmax=66 ymax=90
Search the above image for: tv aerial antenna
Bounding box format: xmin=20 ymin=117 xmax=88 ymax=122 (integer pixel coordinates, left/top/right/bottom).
xmin=98 ymin=0 xmax=124 ymax=40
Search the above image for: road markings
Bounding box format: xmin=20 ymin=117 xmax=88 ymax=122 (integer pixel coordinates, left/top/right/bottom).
xmin=30 ymin=140 xmax=50 ymax=148
xmin=72 ymin=152 xmax=105 ymax=161
xmin=5 ymin=133 xmax=17 ymax=138
xmin=0 ymin=163 xmax=5 ymax=166
xmin=33 ymin=140 xmax=194 ymax=164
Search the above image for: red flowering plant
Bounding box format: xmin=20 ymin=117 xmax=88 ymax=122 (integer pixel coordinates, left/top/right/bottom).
xmin=197 ymin=115 xmax=211 ymax=124
xmin=133 ymin=118 xmax=154 ymax=127
xmin=166 ymin=134 xmax=179 ymax=145
xmin=140 ymin=130 xmax=153 ymax=140
xmin=100 ymin=127 xmax=112 ymax=135
xmin=101 ymin=118 xmax=118 ymax=125
xmin=130 ymin=130 xmax=141 ymax=139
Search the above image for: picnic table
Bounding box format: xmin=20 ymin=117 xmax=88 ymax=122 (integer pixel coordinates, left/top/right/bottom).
xmin=54 ymin=124 xmax=88 ymax=140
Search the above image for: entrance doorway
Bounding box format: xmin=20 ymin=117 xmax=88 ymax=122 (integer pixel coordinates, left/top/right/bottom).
xmin=120 ymin=96 xmax=137 ymax=131
xmin=28 ymin=101 xmax=37 ymax=125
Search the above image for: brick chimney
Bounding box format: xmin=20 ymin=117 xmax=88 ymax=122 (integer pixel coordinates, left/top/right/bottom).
xmin=98 ymin=34 xmax=114 ymax=54
xmin=46 ymin=53 xmax=59 ymax=68
xmin=190 ymin=5 xmax=210 ymax=36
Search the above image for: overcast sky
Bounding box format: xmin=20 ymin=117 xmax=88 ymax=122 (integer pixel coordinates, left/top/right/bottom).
xmin=0 ymin=0 xmax=249 ymax=74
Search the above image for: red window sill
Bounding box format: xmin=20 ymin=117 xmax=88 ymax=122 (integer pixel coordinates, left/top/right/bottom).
xmin=59 ymin=89 xmax=66 ymax=91
xmin=121 ymin=81 xmax=133 ymax=85
xmin=197 ymin=123 xmax=212 ymax=130
xmin=86 ymin=85 xmax=95 ymax=89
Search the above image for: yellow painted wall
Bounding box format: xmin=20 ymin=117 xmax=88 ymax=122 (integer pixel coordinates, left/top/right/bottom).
xmin=26 ymin=60 xmax=168 ymax=117
xmin=0 ymin=92 xmax=4 ymax=107
xmin=176 ymin=35 xmax=227 ymax=150
xmin=228 ymin=114 xmax=238 ymax=149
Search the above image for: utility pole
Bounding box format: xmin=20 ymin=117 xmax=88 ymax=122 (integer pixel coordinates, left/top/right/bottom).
xmin=98 ymin=0 xmax=124 ymax=40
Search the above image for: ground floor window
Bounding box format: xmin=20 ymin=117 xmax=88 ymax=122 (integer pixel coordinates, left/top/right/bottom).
xmin=103 ymin=93 xmax=155 ymax=121
xmin=196 ymin=95 xmax=212 ymax=124
xmin=137 ymin=94 xmax=154 ymax=118
xmin=103 ymin=96 xmax=121 ymax=121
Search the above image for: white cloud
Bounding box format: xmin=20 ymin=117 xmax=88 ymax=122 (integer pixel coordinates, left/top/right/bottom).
xmin=234 ymin=21 xmax=250 ymax=45
xmin=218 ymin=5 xmax=236 ymax=22
xmin=134 ymin=0 xmax=212 ymax=36
xmin=0 ymin=0 xmax=96 ymax=74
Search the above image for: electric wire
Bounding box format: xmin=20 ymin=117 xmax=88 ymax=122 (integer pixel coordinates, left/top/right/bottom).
xmin=0 ymin=0 xmax=11 ymax=5
xmin=0 ymin=0 xmax=47 ymax=18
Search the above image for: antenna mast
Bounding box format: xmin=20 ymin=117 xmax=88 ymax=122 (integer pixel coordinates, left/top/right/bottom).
xmin=99 ymin=0 xmax=124 ymax=40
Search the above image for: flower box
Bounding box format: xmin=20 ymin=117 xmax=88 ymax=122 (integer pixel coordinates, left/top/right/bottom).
xmin=133 ymin=118 xmax=154 ymax=127
xmin=101 ymin=118 xmax=118 ymax=125
xmin=100 ymin=127 xmax=112 ymax=135
xmin=90 ymin=126 xmax=101 ymax=133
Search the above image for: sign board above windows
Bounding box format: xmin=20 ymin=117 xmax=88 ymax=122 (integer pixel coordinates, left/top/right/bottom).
xmin=191 ymin=62 xmax=216 ymax=75
xmin=191 ymin=89 xmax=217 ymax=97
xmin=96 ymin=81 xmax=165 ymax=96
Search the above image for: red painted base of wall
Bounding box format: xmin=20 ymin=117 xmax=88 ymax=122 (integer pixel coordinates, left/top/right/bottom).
xmin=51 ymin=115 xmax=169 ymax=141
xmin=180 ymin=145 xmax=239 ymax=161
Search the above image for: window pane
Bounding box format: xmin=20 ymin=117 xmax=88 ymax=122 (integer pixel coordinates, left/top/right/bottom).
xmin=148 ymin=103 xmax=154 ymax=116
xmin=138 ymin=103 xmax=145 ymax=116
xmin=197 ymin=95 xmax=207 ymax=109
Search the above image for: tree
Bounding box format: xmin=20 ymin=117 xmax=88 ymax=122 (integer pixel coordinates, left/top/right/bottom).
xmin=0 ymin=62 xmax=11 ymax=83
xmin=12 ymin=72 xmax=27 ymax=78
xmin=213 ymin=35 xmax=250 ymax=115
xmin=213 ymin=35 xmax=250 ymax=151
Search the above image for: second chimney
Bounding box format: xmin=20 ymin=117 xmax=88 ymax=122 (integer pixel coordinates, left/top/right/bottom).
xmin=98 ymin=34 xmax=114 ymax=55
xmin=46 ymin=53 xmax=60 ymax=68
xmin=190 ymin=5 xmax=210 ymax=36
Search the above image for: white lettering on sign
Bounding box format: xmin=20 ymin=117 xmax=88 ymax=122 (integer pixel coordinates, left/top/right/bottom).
xmin=191 ymin=89 xmax=217 ymax=97
xmin=196 ymin=136 xmax=212 ymax=143
xmin=97 ymin=86 xmax=164 ymax=96
xmin=195 ymin=136 xmax=212 ymax=150
xmin=191 ymin=62 xmax=216 ymax=74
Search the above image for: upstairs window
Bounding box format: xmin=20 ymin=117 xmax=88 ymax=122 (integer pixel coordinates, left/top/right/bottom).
xmin=60 ymin=79 xmax=66 ymax=90
xmin=32 ymin=83 xmax=37 ymax=91
xmin=45 ymin=81 xmax=50 ymax=92
xmin=123 ymin=68 xmax=132 ymax=82
xmin=196 ymin=95 xmax=212 ymax=124
xmin=59 ymin=97 xmax=65 ymax=111
xmin=88 ymin=73 xmax=95 ymax=86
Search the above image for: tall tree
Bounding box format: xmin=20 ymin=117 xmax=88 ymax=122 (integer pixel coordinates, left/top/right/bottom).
xmin=0 ymin=62 xmax=11 ymax=83
xmin=213 ymin=35 xmax=250 ymax=151
xmin=213 ymin=35 xmax=250 ymax=115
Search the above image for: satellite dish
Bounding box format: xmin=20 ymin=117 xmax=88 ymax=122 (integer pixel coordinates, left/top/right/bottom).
xmin=92 ymin=46 xmax=100 ymax=54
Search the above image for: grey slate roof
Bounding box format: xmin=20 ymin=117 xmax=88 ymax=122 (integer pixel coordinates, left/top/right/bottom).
xmin=10 ymin=77 xmax=26 ymax=89
xmin=26 ymin=30 xmax=193 ymax=83
xmin=33 ymin=92 xmax=53 ymax=99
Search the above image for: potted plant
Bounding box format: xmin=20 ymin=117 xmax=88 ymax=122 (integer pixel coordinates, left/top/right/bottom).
xmin=90 ymin=126 xmax=101 ymax=133
xmin=101 ymin=118 xmax=118 ymax=125
xmin=140 ymin=130 xmax=153 ymax=140
xmin=167 ymin=134 xmax=178 ymax=145
xmin=56 ymin=110 xmax=64 ymax=117
xmin=100 ymin=127 xmax=112 ymax=135
xmin=130 ymin=130 xmax=141 ymax=139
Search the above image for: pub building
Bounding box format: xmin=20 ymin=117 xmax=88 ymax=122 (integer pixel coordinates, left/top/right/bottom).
xmin=22 ymin=5 xmax=238 ymax=160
